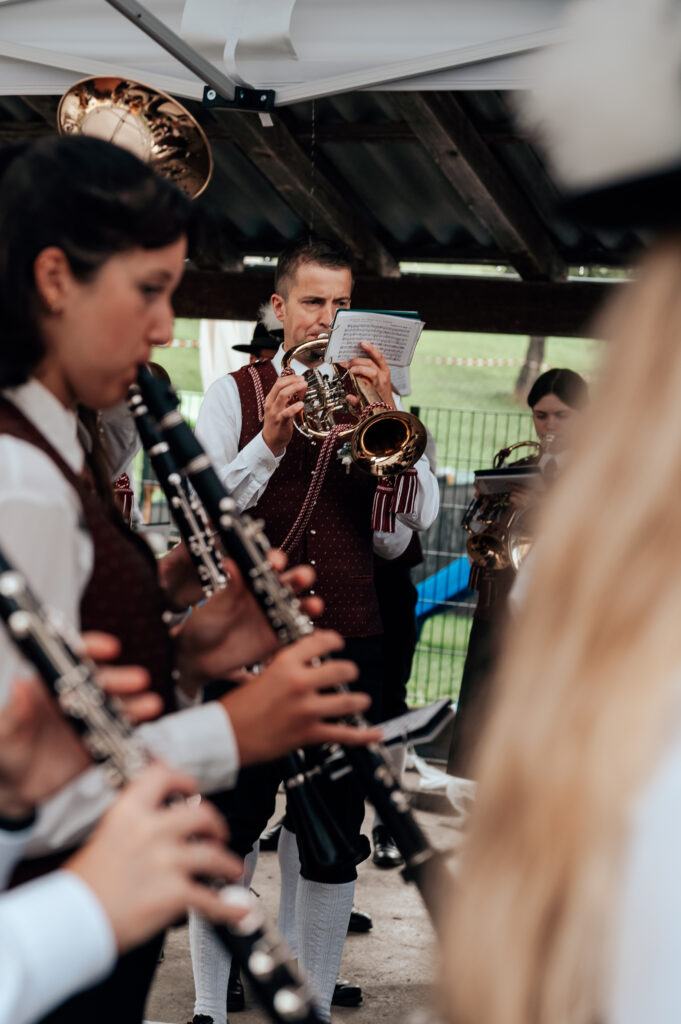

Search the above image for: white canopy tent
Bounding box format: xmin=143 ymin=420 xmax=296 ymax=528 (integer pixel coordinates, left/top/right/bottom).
xmin=0 ymin=0 xmax=567 ymax=101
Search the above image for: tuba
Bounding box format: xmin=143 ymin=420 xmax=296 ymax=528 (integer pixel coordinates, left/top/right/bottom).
xmin=462 ymin=438 xmax=552 ymax=572
xmin=281 ymin=338 xmax=427 ymax=476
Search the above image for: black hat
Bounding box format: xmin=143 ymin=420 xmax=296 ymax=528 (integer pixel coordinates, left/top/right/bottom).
xmin=233 ymin=322 xmax=283 ymax=355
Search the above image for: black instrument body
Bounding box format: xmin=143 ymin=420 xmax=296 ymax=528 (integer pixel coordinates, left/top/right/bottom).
xmin=0 ymin=546 xmax=324 ymax=1024
xmin=135 ymin=365 xmax=448 ymax=931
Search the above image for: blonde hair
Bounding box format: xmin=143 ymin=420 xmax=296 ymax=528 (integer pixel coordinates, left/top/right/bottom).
xmin=444 ymin=236 xmax=681 ymax=1024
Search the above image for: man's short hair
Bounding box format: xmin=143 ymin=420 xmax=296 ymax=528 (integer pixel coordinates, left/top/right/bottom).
xmin=274 ymin=238 xmax=354 ymax=297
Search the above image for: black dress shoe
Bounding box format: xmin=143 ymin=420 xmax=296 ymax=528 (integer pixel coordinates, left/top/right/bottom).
xmin=227 ymin=961 xmax=245 ymax=1012
xmin=259 ymin=816 xmax=284 ymax=851
xmin=188 ymin=1016 xmax=214 ymax=1024
xmin=348 ymin=906 xmax=373 ymax=933
xmin=332 ymin=978 xmax=363 ymax=1007
xmin=371 ymin=825 xmax=404 ymax=869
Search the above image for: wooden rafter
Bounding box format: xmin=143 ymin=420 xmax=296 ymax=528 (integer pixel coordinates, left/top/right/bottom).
xmin=391 ymin=92 xmax=567 ymax=282
xmin=174 ymin=269 xmax=614 ymax=338
xmin=207 ymin=108 xmax=400 ymax=279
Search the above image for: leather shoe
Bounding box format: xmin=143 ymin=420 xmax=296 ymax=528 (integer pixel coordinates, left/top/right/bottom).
xmin=259 ymin=816 xmax=283 ymax=852
xmin=332 ymin=978 xmax=363 ymax=1007
xmin=371 ymin=825 xmax=404 ymax=869
xmin=348 ymin=906 xmax=373 ymax=933
xmin=227 ymin=961 xmax=245 ymax=1012
xmin=188 ymin=1016 xmax=214 ymax=1024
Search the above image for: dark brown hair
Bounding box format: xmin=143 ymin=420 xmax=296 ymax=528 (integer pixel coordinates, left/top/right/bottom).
xmin=274 ymin=237 xmax=354 ymax=297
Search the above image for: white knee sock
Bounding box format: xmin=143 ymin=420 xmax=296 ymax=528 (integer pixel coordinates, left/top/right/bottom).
xmin=277 ymin=826 xmax=300 ymax=956
xmin=190 ymin=843 xmax=259 ymax=1024
xmin=373 ymin=743 xmax=406 ymax=829
xmin=296 ymin=877 xmax=355 ymax=1022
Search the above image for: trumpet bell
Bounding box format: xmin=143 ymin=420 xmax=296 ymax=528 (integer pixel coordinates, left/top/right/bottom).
xmin=351 ymin=409 xmax=427 ymax=477
xmin=57 ymin=76 xmax=213 ymax=199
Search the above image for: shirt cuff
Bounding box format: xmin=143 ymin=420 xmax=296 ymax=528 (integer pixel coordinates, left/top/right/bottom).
xmin=137 ymin=702 xmax=240 ymax=793
xmin=0 ymin=870 xmax=116 ymax=1020
xmin=242 ymin=430 xmax=285 ymax=477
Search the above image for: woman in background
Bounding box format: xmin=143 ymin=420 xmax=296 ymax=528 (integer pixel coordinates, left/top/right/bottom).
xmin=447 ymin=367 xmax=587 ymax=778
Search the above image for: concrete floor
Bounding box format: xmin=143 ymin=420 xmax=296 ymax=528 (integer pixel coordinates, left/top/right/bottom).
xmin=145 ymin=790 xmax=461 ymax=1024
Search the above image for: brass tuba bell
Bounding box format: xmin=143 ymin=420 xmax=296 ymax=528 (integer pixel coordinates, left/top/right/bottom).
xmin=281 ymin=338 xmax=427 ymax=477
xmin=57 ymin=76 xmax=213 ymax=198
xmin=462 ymin=439 xmax=544 ymax=572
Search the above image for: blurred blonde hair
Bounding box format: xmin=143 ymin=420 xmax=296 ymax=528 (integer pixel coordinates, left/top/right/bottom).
xmin=443 ymin=236 xmax=681 ymax=1024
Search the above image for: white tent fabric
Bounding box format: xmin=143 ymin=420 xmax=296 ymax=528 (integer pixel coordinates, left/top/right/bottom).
xmin=0 ymin=0 xmax=568 ymax=99
xmin=198 ymin=319 xmax=252 ymax=392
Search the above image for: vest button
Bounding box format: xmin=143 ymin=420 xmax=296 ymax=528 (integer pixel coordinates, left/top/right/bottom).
xmin=310 ymin=529 xmax=317 ymax=535
xmin=309 ymin=589 xmax=316 ymax=595
xmin=310 ymin=559 xmax=316 ymax=565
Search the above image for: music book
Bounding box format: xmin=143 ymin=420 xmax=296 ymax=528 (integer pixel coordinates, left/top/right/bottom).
xmin=323 ymin=309 xmax=425 ymax=367
xmin=474 ymin=465 xmax=542 ymax=496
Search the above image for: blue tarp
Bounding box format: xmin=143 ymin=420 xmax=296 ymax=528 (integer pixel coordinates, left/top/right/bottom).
xmin=415 ymin=557 xmax=472 ymax=623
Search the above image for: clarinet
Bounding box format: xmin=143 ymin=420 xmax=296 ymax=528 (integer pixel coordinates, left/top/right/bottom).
xmin=127 ymin=382 xmax=227 ymax=597
xmin=136 ymin=365 xmax=450 ymax=931
xmin=128 ymin=380 xmax=359 ymax=872
xmin=0 ymin=546 xmax=324 ymax=1024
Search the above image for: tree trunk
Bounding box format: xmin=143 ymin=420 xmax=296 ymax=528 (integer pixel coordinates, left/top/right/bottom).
xmin=513 ymin=335 xmax=545 ymax=404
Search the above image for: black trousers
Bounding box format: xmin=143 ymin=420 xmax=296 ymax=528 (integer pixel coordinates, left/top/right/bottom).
xmin=207 ymin=634 xmax=383 ymax=884
xmin=375 ymin=563 xmax=418 ymax=721
xmin=446 ymin=616 xmax=499 ymax=778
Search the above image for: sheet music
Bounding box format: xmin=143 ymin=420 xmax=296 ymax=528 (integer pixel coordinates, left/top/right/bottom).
xmin=324 ymin=310 xmax=424 ymax=367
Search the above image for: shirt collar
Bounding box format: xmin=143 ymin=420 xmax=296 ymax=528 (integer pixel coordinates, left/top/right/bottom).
xmin=272 ymin=344 xmax=333 ymax=378
xmin=2 ymin=378 xmax=84 ymax=474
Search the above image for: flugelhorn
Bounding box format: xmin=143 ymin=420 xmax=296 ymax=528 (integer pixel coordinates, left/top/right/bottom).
xmin=281 ymin=338 xmax=427 ymax=477
xmin=462 ymin=435 xmax=555 ymax=572
xmin=57 ymin=75 xmax=213 ymax=198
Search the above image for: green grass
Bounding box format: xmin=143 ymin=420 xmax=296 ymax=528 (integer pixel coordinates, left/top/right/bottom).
xmin=409 ymin=330 xmax=602 ymax=411
xmin=151 ymin=344 xmax=203 ymax=392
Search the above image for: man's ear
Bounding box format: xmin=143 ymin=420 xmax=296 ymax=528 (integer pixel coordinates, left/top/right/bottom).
xmin=33 ymin=247 xmax=73 ymax=315
xmin=270 ymin=292 xmax=286 ymax=325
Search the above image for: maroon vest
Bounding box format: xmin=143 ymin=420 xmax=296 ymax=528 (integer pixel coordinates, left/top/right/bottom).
xmin=0 ymin=398 xmax=175 ymax=711
xmin=233 ymin=361 xmax=382 ymax=637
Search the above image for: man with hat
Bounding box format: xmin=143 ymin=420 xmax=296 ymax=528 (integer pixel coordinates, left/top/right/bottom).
xmin=232 ymin=322 xmax=282 ymax=364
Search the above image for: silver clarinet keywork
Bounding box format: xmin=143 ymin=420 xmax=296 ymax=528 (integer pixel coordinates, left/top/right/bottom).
xmin=128 ymin=383 xmax=227 ymax=597
xmin=0 ymin=546 xmax=323 ymax=1024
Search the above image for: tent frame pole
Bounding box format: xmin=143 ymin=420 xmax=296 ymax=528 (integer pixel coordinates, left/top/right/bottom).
xmin=104 ymin=0 xmax=275 ymax=111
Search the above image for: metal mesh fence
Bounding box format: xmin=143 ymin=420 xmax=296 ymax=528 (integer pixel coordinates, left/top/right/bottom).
xmin=407 ymin=404 xmax=533 ymax=706
xmin=134 ymin=393 xmax=534 ymax=705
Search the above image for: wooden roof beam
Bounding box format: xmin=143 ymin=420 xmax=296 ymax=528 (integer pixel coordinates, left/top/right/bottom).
xmin=391 ymin=92 xmax=567 ymax=282
xmin=174 ymin=269 xmax=614 ymax=338
xmin=208 ymin=109 xmax=400 ymax=279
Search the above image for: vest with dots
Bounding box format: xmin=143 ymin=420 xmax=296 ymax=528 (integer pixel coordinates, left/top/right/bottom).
xmin=232 ymin=360 xmax=382 ymax=637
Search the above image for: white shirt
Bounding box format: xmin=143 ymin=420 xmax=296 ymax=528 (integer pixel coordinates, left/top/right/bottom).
xmin=0 ymin=824 xmax=116 ymax=1024
xmin=196 ymin=346 xmax=439 ymax=560
xmin=607 ymin=706 xmax=681 ymax=1023
xmin=0 ymin=379 xmax=239 ymax=856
